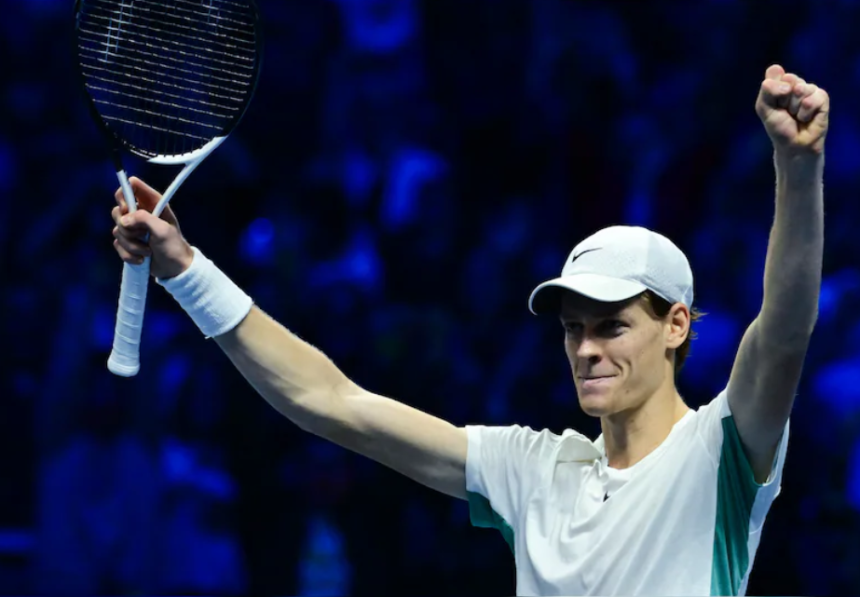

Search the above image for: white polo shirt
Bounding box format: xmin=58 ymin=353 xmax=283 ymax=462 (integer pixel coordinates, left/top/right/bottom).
xmin=465 ymin=388 xmax=789 ymax=596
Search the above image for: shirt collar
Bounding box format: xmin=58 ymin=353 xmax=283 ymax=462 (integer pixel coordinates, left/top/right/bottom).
xmin=557 ymin=429 xmax=604 ymax=463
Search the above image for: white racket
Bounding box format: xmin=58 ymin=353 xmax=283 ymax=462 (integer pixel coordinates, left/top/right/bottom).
xmin=75 ymin=0 xmax=263 ymax=376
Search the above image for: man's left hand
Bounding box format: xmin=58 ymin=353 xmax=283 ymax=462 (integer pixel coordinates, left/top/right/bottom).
xmin=756 ymin=64 xmax=829 ymax=157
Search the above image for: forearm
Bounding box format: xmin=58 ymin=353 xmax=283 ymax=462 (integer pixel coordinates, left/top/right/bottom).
xmin=158 ymin=248 xmax=355 ymax=434
xmin=215 ymin=307 xmax=354 ymax=430
xmin=759 ymin=152 xmax=824 ymax=342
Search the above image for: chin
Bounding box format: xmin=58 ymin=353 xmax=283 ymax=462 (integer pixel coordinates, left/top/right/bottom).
xmin=575 ymin=376 xmax=623 ymax=417
xmin=576 ymin=392 xmax=617 ymax=418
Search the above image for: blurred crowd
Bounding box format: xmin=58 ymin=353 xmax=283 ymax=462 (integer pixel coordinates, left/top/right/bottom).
xmin=2 ymin=0 xmax=860 ymax=594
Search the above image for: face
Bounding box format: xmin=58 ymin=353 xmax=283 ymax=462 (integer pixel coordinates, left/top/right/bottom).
xmin=559 ymin=292 xmax=688 ymax=418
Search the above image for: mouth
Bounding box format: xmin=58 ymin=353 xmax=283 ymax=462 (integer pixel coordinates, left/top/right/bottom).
xmin=578 ymin=376 xmax=616 ymax=389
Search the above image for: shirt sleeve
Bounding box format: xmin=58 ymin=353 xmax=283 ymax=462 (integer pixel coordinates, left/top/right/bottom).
xmin=695 ymin=387 xmax=790 ymax=531
xmin=464 ymin=424 xmax=558 ymax=552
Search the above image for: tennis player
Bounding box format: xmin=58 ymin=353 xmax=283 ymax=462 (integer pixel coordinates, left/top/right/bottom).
xmin=110 ymin=64 xmax=827 ymax=596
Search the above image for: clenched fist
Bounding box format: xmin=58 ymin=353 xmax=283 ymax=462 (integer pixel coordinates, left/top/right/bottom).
xmin=756 ymin=64 xmax=829 ymax=157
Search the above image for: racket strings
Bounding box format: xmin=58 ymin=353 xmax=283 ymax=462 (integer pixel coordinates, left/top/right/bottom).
xmin=77 ymin=0 xmax=259 ymax=158
xmin=94 ymin=115 xmax=211 ymax=142
xmin=81 ymin=64 xmax=244 ymax=109
xmin=88 ymin=0 xmax=255 ymax=47
xmin=78 ymin=44 xmax=249 ymax=95
xmin=89 ymin=91 xmax=227 ymax=129
xmin=192 ymin=0 xmax=250 ymax=14
xmin=79 ymin=14 xmax=255 ymax=66
xmin=139 ymin=0 xmax=254 ymax=33
xmin=78 ymin=28 xmax=253 ymax=84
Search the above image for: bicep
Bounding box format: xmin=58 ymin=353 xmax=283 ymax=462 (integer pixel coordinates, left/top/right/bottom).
xmin=316 ymin=383 xmax=469 ymax=500
xmin=728 ymin=317 xmax=805 ymax=482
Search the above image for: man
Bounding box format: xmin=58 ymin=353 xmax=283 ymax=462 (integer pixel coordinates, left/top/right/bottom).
xmin=110 ymin=64 xmax=827 ymax=595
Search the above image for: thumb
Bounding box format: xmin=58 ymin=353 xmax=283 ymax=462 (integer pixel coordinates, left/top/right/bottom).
xmin=120 ymin=209 xmax=172 ymax=239
xmin=128 ymin=177 xmax=163 ymax=212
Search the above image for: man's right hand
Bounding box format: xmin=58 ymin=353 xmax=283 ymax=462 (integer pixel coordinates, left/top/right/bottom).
xmin=111 ymin=177 xmax=194 ymax=279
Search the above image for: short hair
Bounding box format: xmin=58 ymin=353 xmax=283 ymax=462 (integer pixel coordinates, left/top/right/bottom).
xmin=639 ymin=290 xmax=705 ymax=375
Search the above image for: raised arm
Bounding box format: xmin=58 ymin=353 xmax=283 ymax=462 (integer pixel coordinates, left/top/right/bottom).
xmin=728 ymin=64 xmax=828 ymax=482
xmin=111 ymin=178 xmax=468 ymax=499
xmin=216 ymin=307 xmax=468 ymax=498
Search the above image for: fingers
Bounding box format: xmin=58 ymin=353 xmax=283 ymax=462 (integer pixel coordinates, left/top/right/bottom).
xmin=111 ymin=205 xmax=145 ymax=227
xmin=113 ymin=210 xmax=168 ymax=264
xmin=110 ymin=179 xmax=183 ymax=267
xmin=113 ymin=177 xmax=163 ymax=213
xmin=114 ymin=186 xmax=130 ymax=212
xmin=759 ymin=70 xmax=820 ymax=117
xmin=129 ymin=177 xmax=163 ymax=212
xmin=112 ymin=178 xmax=180 ymax=229
xmin=113 ymin=239 xmax=149 ymax=265
xmin=759 ymin=78 xmax=793 ymax=110
xmin=113 ymin=230 xmax=151 ymax=263
xmin=759 ymin=65 xmax=829 ymax=152
xmin=116 ymin=208 xmax=154 ymax=232
xmin=116 ymin=207 xmax=177 ymax=245
xmin=779 ymin=73 xmax=800 ymax=87
xmin=796 ymin=85 xmax=829 ymax=123
xmin=787 ymin=76 xmax=806 ymax=115
xmin=775 ymin=73 xmax=801 ymax=112
xmin=765 ymin=64 xmax=785 ymax=80
xmin=113 ymin=209 xmax=152 ymax=260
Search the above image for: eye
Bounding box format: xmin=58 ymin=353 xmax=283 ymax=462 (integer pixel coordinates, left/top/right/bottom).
xmin=563 ymin=322 xmax=583 ymax=334
xmin=598 ymin=319 xmax=625 ymax=336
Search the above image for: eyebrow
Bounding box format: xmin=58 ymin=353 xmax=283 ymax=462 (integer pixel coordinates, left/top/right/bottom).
xmin=560 ymin=297 xmax=637 ymax=322
xmin=560 ymin=311 xmax=628 ymax=323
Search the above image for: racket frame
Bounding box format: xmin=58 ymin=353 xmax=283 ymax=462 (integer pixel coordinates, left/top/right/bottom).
xmin=73 ymin=0 xmax=263 ymax=376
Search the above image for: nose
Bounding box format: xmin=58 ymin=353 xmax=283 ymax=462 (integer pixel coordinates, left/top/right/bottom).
xmin=575 ymin=335 xmax=603 ymax=363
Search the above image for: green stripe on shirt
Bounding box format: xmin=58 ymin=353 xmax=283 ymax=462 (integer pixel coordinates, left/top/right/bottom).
xmin=711 ymin=415 xmax=761 ymax=596
xmin=467 ymin=491 xmax=516 ymax=555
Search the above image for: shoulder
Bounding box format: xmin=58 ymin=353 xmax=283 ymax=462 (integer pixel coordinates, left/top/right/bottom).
xmin=466 ymin=424 xmax=565 ymax=454
xmin=694 ymin=388 xmax=731 ymax=417
xmin=466 ymin=424 xmax=600 ymax=466
xmin=689 ymin=387 xmax=790 ymax=468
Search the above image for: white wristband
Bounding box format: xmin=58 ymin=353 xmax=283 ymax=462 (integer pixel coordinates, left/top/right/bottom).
xmin=157 ymin=247 xmax=254 ymax=339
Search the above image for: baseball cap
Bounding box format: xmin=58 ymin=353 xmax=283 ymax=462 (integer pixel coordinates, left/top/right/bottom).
xmin=528 ymin=225 xmax=694 ymax=315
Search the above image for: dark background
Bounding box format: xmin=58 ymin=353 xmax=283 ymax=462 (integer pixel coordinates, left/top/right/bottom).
xmin=2 ymin=0 xmax=860 ymax=595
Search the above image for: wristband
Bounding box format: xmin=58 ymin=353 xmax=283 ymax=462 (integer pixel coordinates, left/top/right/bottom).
xmin=157 ymin=247 xmax=253 ymax=339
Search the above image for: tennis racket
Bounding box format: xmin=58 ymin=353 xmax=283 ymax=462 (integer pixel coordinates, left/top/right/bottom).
xmin=74 ymin=0 xmax=263 ymax=376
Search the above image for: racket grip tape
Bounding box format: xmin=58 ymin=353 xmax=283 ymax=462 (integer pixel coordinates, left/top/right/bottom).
xmin=107 ymin=258 xmax=151 ymax=377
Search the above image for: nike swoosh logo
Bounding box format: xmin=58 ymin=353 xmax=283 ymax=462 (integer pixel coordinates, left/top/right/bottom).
xmin=571 ymin=247 xmax=601 ymax=263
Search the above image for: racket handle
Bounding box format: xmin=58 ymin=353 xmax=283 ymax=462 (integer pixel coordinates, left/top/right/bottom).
xmin=107 ymin=258 xmax=151 ymax=377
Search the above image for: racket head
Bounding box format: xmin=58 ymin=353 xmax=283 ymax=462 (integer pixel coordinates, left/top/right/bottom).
xmin=74 ymin=0 xmax=263 ymax=163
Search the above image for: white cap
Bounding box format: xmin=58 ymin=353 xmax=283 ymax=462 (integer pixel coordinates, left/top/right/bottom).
xmin=528 ymin=225 xmax=694 ymax=315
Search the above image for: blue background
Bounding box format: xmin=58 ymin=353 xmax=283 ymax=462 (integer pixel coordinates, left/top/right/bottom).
xmin=2 ymin=0 xmax=860 ymax=594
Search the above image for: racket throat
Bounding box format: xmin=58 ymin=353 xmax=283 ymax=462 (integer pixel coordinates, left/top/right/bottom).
xmin=111 ymin=146 xmax=125 ymax=174
xmin=116 ymin=169 xmax=138 ymax=214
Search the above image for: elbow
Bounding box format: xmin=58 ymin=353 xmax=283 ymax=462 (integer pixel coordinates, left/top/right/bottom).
xmin=290 ymin=385 xmax=361 ymax=443
xmin=755 ymin=312 xmax=816 ymax=354
xmin=759 ymin=292 xmax=819 ymax=339
xmin=288 ymin=390 xmax=334 ymax=435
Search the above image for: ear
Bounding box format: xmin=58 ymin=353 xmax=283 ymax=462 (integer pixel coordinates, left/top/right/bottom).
xmin=665 ymin=303 xmax=690 ymax=350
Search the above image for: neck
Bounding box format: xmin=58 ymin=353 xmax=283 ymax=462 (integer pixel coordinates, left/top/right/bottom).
xmin=600 ymin=382 xmax=690 ymax=469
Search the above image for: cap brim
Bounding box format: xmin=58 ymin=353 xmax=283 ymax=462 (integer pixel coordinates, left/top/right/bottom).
xmin=528 ymin=273 xmax=648 ymax=315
